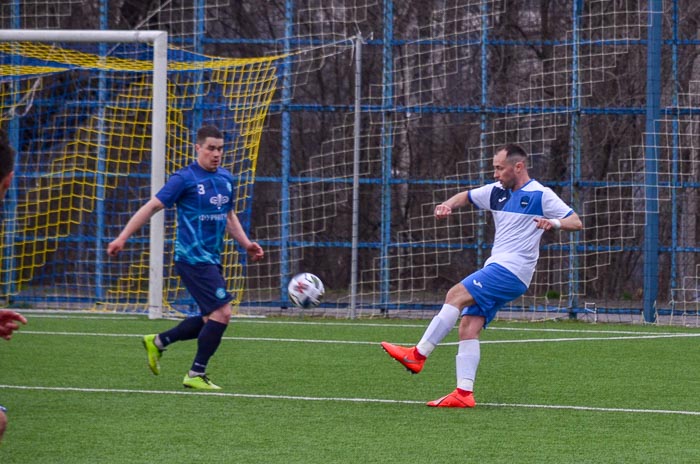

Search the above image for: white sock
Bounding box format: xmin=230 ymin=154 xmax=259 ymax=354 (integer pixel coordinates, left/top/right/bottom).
xmin=416 ymin=304 xmax=460 ymax=357
xmin=456 ymin=339 xmax=480 ymax=392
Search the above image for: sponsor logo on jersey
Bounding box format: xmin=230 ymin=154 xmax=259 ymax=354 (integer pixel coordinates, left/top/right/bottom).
xmin=472 ymin=279 xmax=483 ymax=288
xmin=210 ymin=193 xmax=230 ymax=209
xmin=490 ymin=187 xmax=511 ymax=210
xmin=199 ymin=213 xmax=227 ymax=221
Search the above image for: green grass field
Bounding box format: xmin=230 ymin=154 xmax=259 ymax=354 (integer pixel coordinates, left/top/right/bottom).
xmin=1 ymin=313 xmax=699 ymax=463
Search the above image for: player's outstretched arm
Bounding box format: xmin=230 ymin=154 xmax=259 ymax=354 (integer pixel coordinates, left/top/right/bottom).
xmin=434 ymin=191 xmax=471 ymax=219
xmin=107 ymin=197 xmax=165 ymax=256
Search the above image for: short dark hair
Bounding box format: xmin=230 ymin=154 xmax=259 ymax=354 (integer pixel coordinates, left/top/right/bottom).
xmin=196 ymin=125 xmax=224 ymax=144
xmin=0 ymin=130 xmax=15 ymax=182
xmin=499 ymin=143 xmax=528 ymax=164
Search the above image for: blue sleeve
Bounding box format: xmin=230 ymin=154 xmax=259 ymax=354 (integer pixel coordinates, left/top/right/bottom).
xmin=155 ymin=171 xmax=187 ymax=208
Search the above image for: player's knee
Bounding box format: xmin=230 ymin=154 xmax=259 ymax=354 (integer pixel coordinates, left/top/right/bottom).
xmin=458 ymin=315 xmax=484 ymax=339
xmin=445 ymin=283 xmax=473 ymax=308
xmin=208 ymin=304 xmax=232 ymax=324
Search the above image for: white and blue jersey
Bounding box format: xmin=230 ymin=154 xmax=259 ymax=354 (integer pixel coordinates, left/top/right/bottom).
xmin=467 ymin=179 xmax=574 ymax=287
xmin=156 ymin=162 xmax=235 ymax=265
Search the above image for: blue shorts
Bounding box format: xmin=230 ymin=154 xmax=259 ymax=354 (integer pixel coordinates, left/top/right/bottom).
xmin=175 ymin=261 xmax=233 ymax=315
xmin=461 ymin=263 xmax=528 ymax=327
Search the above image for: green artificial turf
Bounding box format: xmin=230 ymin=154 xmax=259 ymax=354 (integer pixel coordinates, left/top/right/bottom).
xmin=0 ymin=314 xmax=698 ymax=463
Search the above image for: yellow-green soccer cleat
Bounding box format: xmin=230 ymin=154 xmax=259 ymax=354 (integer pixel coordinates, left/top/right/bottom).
xmin=142 ymin=334 xmax=163 ymax=375
xmin=183 ymin=374 xmax=222 ymax=390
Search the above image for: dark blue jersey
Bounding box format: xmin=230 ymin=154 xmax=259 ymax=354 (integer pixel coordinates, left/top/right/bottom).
xmin=156 ymin=162 xmax=235 ymax=265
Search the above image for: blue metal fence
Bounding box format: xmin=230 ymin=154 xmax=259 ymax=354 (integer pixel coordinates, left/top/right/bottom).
xmin=2 ymin=1 xmax=699 ymax=323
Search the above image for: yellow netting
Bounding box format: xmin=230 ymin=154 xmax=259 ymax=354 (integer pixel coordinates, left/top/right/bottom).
xmin=0 ymin=42 xmax=280 ymax=314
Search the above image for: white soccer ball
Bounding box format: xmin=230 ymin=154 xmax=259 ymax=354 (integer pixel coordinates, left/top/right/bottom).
xmin=287 ymin=272 xmax=325 ymax=308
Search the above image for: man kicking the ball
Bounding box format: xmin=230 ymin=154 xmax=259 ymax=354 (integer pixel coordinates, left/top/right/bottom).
xmin=381 ymin=144 xmax=582 ymax=407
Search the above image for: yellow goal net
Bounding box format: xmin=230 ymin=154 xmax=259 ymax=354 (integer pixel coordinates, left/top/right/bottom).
xmin=0 ymin=32 xmax=279 ymax=316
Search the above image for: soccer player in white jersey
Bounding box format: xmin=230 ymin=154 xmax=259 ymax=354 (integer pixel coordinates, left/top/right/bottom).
xmin=108 ymin=125 xmax=264 ymax=390
xmin=381 ymin=144 xmax=583 ymax=408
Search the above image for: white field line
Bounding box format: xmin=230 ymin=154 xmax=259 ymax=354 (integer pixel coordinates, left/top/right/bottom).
xmin=0 ymin=384 xmax=698 ymax=416
xmin=233 ymin=320 xmax=691 ymax=336
xmin=16 ymin=330 xmax=700 ymax=345
xmin=16 ymin=312 xmax=699 ymax=336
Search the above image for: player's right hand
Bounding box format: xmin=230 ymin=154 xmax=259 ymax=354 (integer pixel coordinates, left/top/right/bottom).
xmin=434 ymin=203 xmax=452 ymax=219
xmin=107 ymin=238 xmax=125 ymax=256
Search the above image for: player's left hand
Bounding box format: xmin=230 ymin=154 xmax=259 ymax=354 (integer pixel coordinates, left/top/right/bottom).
xmin=533 ymin=218 xmax=558 ymax=231
xmin=247 ymin=242 xmax=264 ymax=262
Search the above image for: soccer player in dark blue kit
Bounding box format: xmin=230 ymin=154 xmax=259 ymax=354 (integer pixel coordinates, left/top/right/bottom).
xmin=108 ymin=125 xmax=264 ymax=390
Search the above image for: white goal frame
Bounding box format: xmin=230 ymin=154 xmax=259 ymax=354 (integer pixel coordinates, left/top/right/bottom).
xmin=0 ymin=29 xmax=168 ymax=318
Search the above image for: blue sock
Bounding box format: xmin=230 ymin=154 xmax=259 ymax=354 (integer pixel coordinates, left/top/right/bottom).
xmin=190 ymin=320 xmax=228 ymax=374
xmin=159 ymin=316 xmax=204 ymax=348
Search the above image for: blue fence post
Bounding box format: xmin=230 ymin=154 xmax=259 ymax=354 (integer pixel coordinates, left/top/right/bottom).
xmin=669 ymin=0 xmax=680 ymax=312
xmin=567 ymin=0 xmax=583 ymax=318
xmin=279 ymin=0 xmax=295 ymax=306
xmin=95 ymin=1 xmax=109 ymax=301
xmin=477 ymin=0 xmax=489 ymax=267
xmin=192 ymin=0 xmax=205 ymax=129
xmin=2 ymin=0 xmax=22 ymax=298
xmin=379 ymin=0 xmax=394 ymax=312
xmin=643 ymin=0 xmax=663 ymax=323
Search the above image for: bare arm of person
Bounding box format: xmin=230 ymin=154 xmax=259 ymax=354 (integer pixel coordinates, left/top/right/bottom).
xmin=226 ymin=210 xmax=264 ymax=262
xmin=107 ymin=197 xmax=165 ymax=256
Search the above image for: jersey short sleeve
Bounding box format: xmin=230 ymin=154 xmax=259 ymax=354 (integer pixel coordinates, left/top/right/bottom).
xmin=467 ymin=183 xmax=495 ymax=210
xmin=155 ymin=172 xmax=187 ymax=208
xmin=541 ymin=187 xmax=574 ymax=220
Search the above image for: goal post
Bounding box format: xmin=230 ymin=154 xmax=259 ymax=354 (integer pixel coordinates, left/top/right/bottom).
xmin=0 ymin=29 xmax=279 ymax=318
xmin=0 ymin=29 xmax=168 ymax=318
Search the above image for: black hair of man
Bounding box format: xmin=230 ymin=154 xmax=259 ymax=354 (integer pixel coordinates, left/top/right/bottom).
xmin=499 ymin=143 xmax=528 ymax=165
xmin=196 ymin=125 xmax=224 ymax=145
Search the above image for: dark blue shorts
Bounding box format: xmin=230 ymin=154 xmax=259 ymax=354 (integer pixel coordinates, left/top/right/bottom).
xmin=461 ymin=263 xmax=528 ymax=328
xmin=175 ymin=261 xmax=233 ymax=315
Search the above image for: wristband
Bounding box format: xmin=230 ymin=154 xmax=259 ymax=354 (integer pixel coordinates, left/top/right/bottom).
xmin=549 ymin=218 xmax=561 ymax=229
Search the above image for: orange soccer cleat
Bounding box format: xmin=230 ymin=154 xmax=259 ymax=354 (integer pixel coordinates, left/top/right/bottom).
xmin=380 ymin=341 xmax=426 ymax=374
xmin=426 ymin=389 xmax=476 ymax=408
